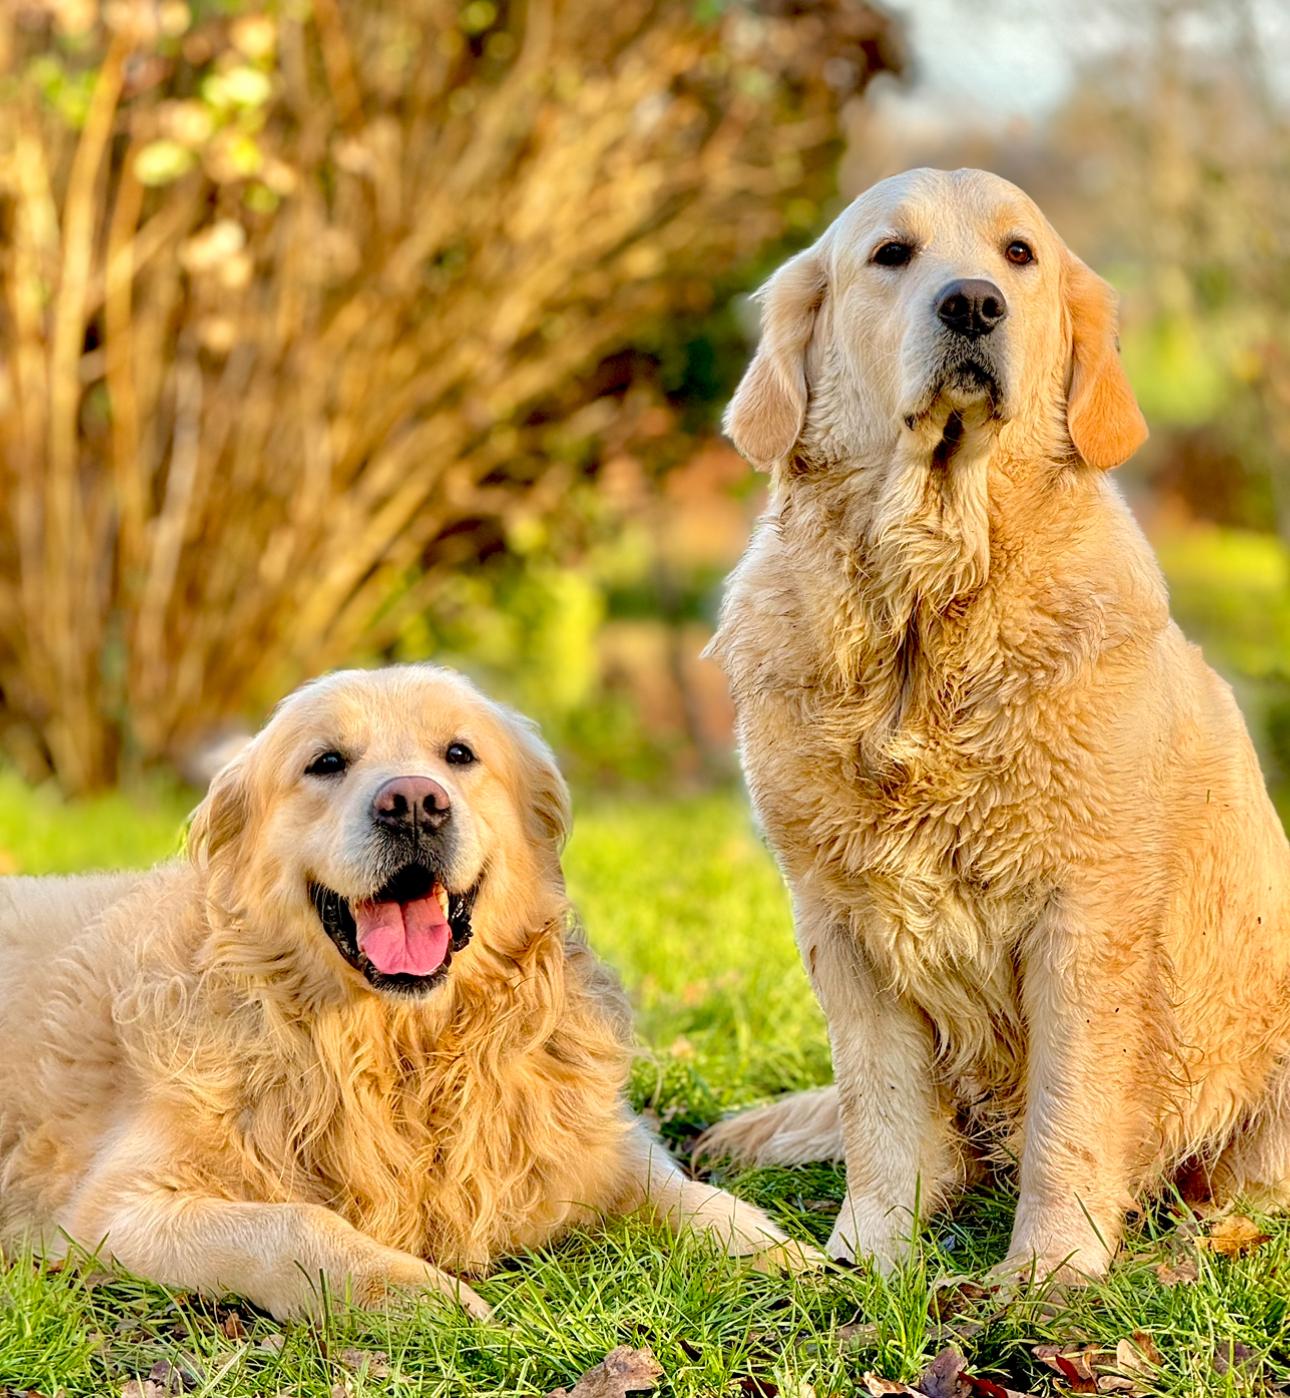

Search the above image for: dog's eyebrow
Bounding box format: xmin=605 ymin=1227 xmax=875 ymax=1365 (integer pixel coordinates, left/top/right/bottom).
xmin=863 ymin=229 xmax=921 ymax=261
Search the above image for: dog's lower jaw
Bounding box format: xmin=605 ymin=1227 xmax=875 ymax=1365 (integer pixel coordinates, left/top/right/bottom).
xmin=902 ymin=393 xmax=1001 ymax=465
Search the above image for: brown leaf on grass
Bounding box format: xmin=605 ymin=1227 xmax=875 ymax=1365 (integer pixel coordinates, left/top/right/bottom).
xmin=1212 ymin=1341 xmax=1259 ymax=1378
xmin=1033 ymin=1345 xmax=1105 ymax=1393
xmin=336 ymin=1349 xmax=391 ymax=1379
xmin=146 ymin=1359 xmax=200 ymax=1394
xmin=1198 ymin=1214 xmax=1271 ymax=1258
xmin=918 ymin=1348 xmax=972 ymax=1398
xmin=838 ymin=1320 xmax=883 ymax=1349
xmin=1154 ymin=1257 xmax=1198 ymax=1286
xmin=1117 ymin=1333 xmax=1163 ymax=1374
xmin=863 ymin=1376 xmax=914 ymax=1396
xmin=928 ymin=1278 xmax=997 ymax=1345
xmin=864 ymin=1348 xmax=1036 ymax=1398
xmin=120 ymin=1384 xmax=164 ymax=1398
xmin=544 ymin=1345 xmax=662 ymax=1398
xmin=1034 ymin=1336 xmax=1163 ymax=1397
xmin=219 ymin=1309 xmax=247 ymax=1340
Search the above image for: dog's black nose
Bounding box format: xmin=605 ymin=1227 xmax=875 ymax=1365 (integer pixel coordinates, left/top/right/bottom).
xmin=371 ymin=775 xmax=450 ymax=833
xmin=936 ymin=279 xmax=1008 ymax=338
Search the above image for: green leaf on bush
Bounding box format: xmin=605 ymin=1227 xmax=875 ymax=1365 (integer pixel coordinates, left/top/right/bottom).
xmin=134 ymin=140 xmax=196 ymax=187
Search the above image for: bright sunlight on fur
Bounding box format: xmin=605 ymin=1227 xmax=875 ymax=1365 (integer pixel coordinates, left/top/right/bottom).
xmin=0 ymin=665 xmax=817 ymax=1321
xmin=700 ymin=167 xmax=1290 ymax=1286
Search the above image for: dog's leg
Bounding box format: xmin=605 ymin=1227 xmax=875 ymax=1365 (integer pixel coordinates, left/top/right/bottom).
xmin=1212 ymin=1055 xmax=1290 ymax=1209
xmin=1004 ymin=890 xmax=1154 ymax=1282
xmin=60 ymin=1124 xmax=490 ymax=1320
xmin=798 ymin=894 xmax=960 ymax=1270
xmin=695 ymin=1084 xmax=844 ymax=1166
xmin=618 ymin=1123 xmax=824 ymax=1271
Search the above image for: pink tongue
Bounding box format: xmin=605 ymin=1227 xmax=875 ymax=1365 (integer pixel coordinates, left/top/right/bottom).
xmin=355 ymin=894 xmax=451 ymax=977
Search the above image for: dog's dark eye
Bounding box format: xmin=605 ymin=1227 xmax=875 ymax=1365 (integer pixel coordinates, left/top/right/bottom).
xmin=445 ymin=742 xmax=476 ymax=766
xmin=872 ymin=241 xmax=915 ymax=268
xmin=1005 ymin=240 xmax=1035 ymax=266
xmin=305 ymin=750 xmax=348 ymax=778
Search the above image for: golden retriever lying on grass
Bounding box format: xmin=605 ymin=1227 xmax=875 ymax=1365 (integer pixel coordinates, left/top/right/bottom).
xmin=0 ymin=666 xmax=805 ymax=1319
xmin=699 ymin=167 xmax=1290 ymax=1283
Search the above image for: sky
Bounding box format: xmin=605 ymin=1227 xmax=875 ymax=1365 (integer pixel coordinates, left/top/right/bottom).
xmin=883 ymin=0 xmax=1290 ymax=124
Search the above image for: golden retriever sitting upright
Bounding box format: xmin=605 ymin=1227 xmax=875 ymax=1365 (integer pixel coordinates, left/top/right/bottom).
xmin=0 ymin=666 xmax=804 ymax=1319
xmin=699 ymin=168 xmax=1290 ymax=1282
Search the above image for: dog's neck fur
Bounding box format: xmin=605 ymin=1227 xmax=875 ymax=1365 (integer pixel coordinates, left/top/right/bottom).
xmin=766 ymin=410 xmax=1163 ymax=770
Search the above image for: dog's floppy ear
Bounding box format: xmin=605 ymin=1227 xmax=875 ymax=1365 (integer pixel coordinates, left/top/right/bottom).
xmin=724 ymin=246 xmax=827 ymax=469
xmin=187 ymin=743 xmax=254 ymax=866
xmin=506 ymin=712 xmax=572 ymax=853
xmin=1063 ymin=251 xmax=1148 ymax=470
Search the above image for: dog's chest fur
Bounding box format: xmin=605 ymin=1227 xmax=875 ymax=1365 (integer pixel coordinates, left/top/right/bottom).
xmin=176 ymin=941 xmax=635 ymax=1273
xmin=713 ymin=468 xmax=1163 ymax=1092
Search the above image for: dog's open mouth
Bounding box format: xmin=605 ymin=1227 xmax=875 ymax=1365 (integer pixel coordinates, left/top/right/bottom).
xmin=308 ymin=863 xmax=480 ymax=997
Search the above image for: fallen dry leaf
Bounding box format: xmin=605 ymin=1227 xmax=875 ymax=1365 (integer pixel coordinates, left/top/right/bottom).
xmin=1034 ymin=1335 xmax=1163 ymax=1396
xmin=1116 ymin=1332 xmax=1163 ymax=1374
xmin=219 ymin=1309 xmax=247 ymax=1340
xmin=918 ymin=1348 xmax=971 ymax=1398
xmin=864 ymin=1348 xmax=1035 ymax=1398
xmin=120 ymin=1383 xmax=164 ymax=1398
xmin=336 ymin=1348 xmax=391 ymax=1379
xmin=1033 ymin=1345 xmax=1104 ymax=1394
xmin=1212 ymin=1341 xmax=1259 ymax=1378
xmin=147 ymin=1359 xmax=200 ymax=1395
xmin=1199 ymin=1214 xmax=1271 ymax=1258
xmin=1154 ymin=1257 xmax=1198 ymax=1287
xmin=544 ymin=1345 xmax=662 ymax=1398
xmin=863 ymin=1376 xmax=913 ymax=1396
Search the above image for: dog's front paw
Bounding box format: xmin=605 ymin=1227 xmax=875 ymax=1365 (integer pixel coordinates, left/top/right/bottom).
xmin=980 ymin=1250 xmax=1098 ymax=1304
xmin=746 ymin=1237 xmax=830 ymax=1276
xmin=825 ymin=1211 xmax=905 ymax=1274
xmin=368 ymin=1254 xmax=494 ymax=1320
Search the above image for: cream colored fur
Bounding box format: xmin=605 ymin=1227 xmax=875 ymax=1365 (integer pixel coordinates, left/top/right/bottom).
xmin=699 ymin=168 xmax=1290 ymax=1282
xmin=0 ymin=666 xmax=808 ymax=1319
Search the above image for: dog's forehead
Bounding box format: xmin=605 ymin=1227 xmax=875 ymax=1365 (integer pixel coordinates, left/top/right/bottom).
xmin=831 ymin=167 xmax=1049 ymax=254
xmin=271 ymin=669 xmax=488 ymax=750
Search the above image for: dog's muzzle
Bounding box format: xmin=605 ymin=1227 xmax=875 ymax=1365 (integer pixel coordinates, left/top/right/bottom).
xmin=309 ymin=861 xmax=481 ymax=998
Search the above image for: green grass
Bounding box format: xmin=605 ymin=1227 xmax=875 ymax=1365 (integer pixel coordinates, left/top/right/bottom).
xmin=3 ymin=786 xmax=1290 ymax=1395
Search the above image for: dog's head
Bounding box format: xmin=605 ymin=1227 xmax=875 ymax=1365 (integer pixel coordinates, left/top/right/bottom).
xmin=188 ymin=665 xmax=570 ymax=1001
xmin=725 ymin=166 xmax=1147 ymax=474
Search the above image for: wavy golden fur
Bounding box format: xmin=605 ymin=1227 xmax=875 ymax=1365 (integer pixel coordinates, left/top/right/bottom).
xmin=698 ymin=168 xmax=1290 ymax=1283
xmin=0 ymin=666 xmax=807 ymax=1319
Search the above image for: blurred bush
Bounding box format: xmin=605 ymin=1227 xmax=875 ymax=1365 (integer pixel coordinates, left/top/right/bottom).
xmin=1156 ymin=525 xmax=1290 ymax=821
xmin=0 ymin=0 xmax=902 ymax=792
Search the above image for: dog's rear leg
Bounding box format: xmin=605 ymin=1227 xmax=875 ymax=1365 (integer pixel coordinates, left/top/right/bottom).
xmin=617 ymin=1123 xmax=825 ymax=1271
xmin=695 ymin=1084 xmax=843 ymax=1166
xmin=1212 ymin=1056 xmax=1290 ymax=1210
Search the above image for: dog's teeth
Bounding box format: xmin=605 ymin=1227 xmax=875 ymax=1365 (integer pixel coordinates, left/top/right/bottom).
xmin=435 ymin=885 xmax=450 ymax=917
